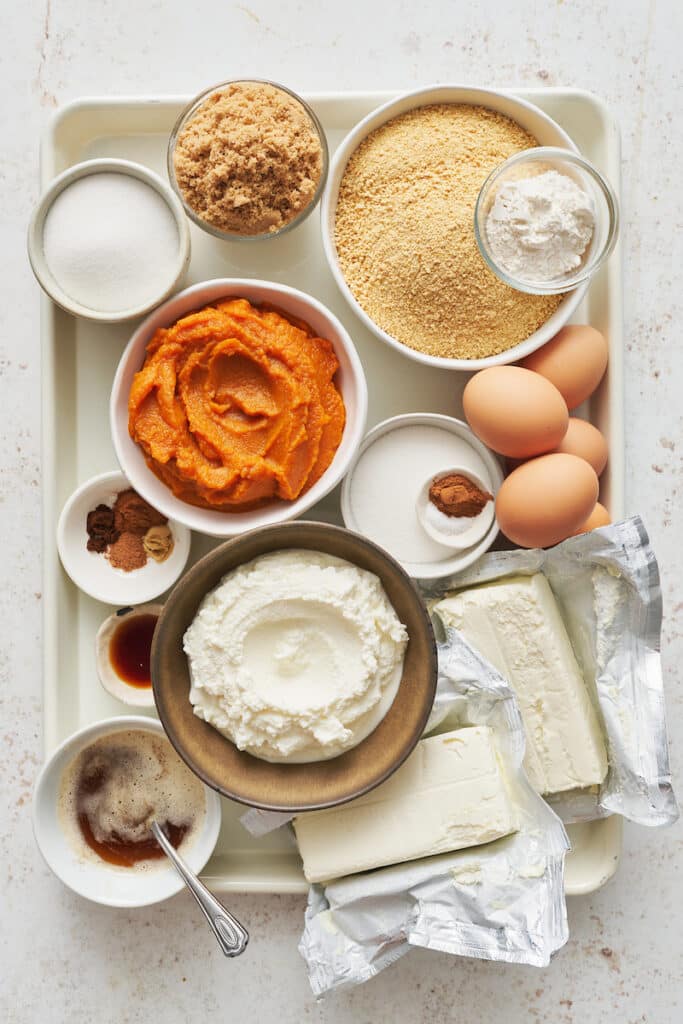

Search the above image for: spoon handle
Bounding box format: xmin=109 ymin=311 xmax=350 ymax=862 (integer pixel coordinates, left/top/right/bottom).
xmin=151 ymin=821 xmax=249 ymax=957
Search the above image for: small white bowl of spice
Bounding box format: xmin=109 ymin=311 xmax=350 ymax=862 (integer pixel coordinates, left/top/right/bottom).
xmin=341 ymin=413 xmax=504 ymax=579
xmin=416 ymin=466 xmax=495 ymax=550
xmin=57 ymin=470 xmax=191 ymax=605
xmin=28 ymin=158 xmax=191 ymax=322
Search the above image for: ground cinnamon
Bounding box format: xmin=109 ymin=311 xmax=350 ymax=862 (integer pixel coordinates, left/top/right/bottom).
xmin=107 ymin=532 xmax=147 ymax=572
xmin=429 ymin=473 xmax=493 ymax=518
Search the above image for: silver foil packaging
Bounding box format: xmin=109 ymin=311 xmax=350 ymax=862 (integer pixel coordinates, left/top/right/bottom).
xmin=423 ymin=516 xmax=678 ymax=827
xmin=298 ymin=636 xmax=570 ymax=995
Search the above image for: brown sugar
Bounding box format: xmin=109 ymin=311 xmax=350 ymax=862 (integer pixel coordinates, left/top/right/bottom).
xmin=334 ymin=104 xmax=563 ymax=360
xmin=173 ymin=81 xmax=323 ymax=236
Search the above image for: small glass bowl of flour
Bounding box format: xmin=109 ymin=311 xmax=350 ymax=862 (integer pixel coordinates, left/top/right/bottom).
xmin=474 ymin=147 xmax=618 ymax=295
xmin=28 ymin=159 xmax=191 ymax=322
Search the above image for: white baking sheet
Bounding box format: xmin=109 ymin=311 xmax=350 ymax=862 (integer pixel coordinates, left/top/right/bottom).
xmin=40 ymin=88 xmax=624 ymax=895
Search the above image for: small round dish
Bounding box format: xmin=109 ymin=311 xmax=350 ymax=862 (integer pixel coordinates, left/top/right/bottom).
xmin=32 ymin=716 xmax=221 ymax=908
xmin=95 ymin=603 xmax=163 ymax=707
xmin=321 ymin=84 xmax=588 ymax=371
xmin=341 ymin=413 xmax=504 ymax=580
xmin=27 ymin=158 xmax=191 ymax=322
xmin=151 ymin=521 xmax=437 ymax=812
xmin=416 ymin=466 xmax=495 ymax=550
xmin=57 ymin=470 xmax=191 ymax=605
xmin=474 ymin=147 xmax=619 ymax=295
xmin=167 ymin=79 xmax=329 ymax=242
xmin=110 ymin=278 xmax=368 ymax=538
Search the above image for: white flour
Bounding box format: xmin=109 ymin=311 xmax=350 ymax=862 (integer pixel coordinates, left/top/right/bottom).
xmin=485 ymin=169 xmax=595 ymax=281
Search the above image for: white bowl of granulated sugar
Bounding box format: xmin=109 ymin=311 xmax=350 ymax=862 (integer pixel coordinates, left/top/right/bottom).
xmin=28 ymin=158 xmax=191 ymax=323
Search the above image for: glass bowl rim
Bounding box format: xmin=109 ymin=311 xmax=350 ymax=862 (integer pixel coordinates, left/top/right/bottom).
xmin=474 ymin=146 xmax=619 ymax=295
xmin=167 ymin=78 xmax=329 ymax=243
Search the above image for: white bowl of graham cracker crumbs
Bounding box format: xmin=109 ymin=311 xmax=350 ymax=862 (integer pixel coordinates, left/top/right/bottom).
xmin=321 ymin=85 xmax=589 ymax=371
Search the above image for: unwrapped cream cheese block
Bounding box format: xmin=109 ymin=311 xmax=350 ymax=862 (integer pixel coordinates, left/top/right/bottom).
xmin=434 ymin=574 xmax=608 ymax=795
xmin=293 ymin=726 xmax=517 ymax=883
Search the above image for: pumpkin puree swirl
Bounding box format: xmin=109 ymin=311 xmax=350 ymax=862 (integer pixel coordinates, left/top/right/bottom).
xmin=128 ymin=298 xmax=345 ymax=511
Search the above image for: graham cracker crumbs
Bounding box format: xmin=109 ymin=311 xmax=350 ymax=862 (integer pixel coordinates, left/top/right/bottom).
xmin=334 ymin=104 xmax=563 ymax=360
xmin=173 ymin=81 xmax=323 ymax=236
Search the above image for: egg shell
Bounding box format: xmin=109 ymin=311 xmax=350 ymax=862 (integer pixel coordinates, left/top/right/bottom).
xmin=521 ymin=324 xmax=608 ymax=410
xmin=571 ymin=502 xmax=611 ymax=536
xmin=463 ymin=366 xmax=569 ymax=459
xmin=496 ymin=452 xmax=599 ymax=548
xmin=553 ymin=417 xmax=608 ymax=475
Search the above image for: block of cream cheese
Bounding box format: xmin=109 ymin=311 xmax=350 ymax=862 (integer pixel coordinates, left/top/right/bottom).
xmin=434 ymin=574 xmax=608 ymax=794
xmin=293 ymin=726 xmax=517 ymax=883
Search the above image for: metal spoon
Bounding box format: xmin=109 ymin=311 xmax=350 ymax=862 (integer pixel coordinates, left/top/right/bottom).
xmin=151 ymin=820 xmax=249 ymax=957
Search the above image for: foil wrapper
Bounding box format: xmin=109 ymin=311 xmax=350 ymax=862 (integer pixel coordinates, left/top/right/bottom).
xmin=422 ymin=516 xmax=678 ymax=828
xmin=243 ymin=515 xmax=675 ymax=995
xmin=298 ymin=636 xmax=569 ymax=995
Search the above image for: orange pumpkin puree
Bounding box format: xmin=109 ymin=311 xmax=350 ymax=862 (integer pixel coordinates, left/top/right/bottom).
xmin=128 ymin=298 xmax=345 ymax=510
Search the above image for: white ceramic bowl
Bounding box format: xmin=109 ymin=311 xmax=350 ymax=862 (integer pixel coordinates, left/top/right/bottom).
xmin=95 ymin=603 xmax=163 ymax=708
xmin=321 ymin=85 xmax=589 ymax=371
xmin=416 ymin=465 xmax=495 ymax=550
xmin=57 ymin=470 xmax=191 ymax=605
xmin=32 ymin=716 xmax=222 ymax=908
xmin=27 ymin=158 xmax=191 ymax=323
xmin=341 ymin=413 xmax=504 ymax=579
xmin=110 ymin=278 xmax=368 ymax=538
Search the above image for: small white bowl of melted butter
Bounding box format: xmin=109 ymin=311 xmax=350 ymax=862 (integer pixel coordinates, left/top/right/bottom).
xmin=32 ymin=716 xmax=221 ymax=907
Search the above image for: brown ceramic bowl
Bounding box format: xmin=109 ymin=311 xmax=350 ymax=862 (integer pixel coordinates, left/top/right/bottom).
xmin=151 ymin=521 xmax=437 ymax=812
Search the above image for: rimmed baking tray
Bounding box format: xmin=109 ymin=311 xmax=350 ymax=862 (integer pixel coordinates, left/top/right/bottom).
xmin=40 ymin=88 xmax=624 ymax=896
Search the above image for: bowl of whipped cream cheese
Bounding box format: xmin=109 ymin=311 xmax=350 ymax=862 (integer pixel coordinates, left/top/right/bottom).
xmin=151 ymin=521 xmax=437 ymax=812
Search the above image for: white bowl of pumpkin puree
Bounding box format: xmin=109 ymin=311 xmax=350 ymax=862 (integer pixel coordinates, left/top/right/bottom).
xmin=110 ymin=279 xmax=368 ymax=537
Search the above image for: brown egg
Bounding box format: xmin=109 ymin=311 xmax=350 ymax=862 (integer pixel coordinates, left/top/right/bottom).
xmin=553 ymin=418 xmax=608 ymax=475
xmin=463 ymin=366 xmax=568 ymax=459
xmin=571 ymin=502 xmax=611 ymax=536
xmin=521 ymin=325 xmax=608 ymax=410
xmin=496 ymin=453 xmax=599 ymax=548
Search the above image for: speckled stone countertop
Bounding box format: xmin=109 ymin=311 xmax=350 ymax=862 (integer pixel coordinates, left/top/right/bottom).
xmin=2 ymin=1 xmax=681 ymax=1020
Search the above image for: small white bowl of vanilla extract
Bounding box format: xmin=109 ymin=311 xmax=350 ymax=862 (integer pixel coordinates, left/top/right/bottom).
xmin=95 ymin=603 xmax=163 ymax=708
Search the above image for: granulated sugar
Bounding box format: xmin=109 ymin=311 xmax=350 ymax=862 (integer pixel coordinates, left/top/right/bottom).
xmin=334 ymin=104 xmax=563 ymax=361
xmin=43 ymin=172 xmax=180 ymax=313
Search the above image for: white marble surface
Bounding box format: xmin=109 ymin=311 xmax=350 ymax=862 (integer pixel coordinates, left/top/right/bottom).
xmin=2 ymin=0 xmax=682 ymax=1020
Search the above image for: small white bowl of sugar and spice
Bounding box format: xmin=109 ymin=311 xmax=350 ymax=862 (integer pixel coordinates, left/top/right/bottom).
xmin=28 ymin=158 xmax=191 ymax=322
xmin=56 ymin=470 xmax=191 ymax=605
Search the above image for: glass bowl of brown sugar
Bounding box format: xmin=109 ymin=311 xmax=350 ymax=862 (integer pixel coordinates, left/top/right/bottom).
xmin=167 ymin=79 xmax=329 ymax=242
